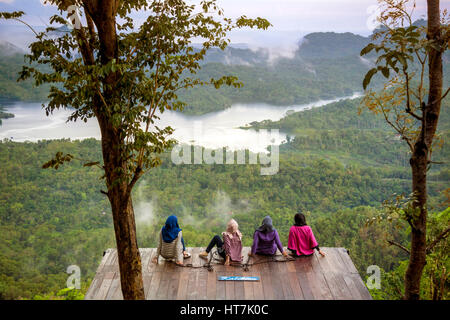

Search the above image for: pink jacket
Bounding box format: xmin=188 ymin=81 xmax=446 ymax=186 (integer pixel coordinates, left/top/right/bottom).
xmin=288 ymin=225 xmax=318 ymax=256
xmin=223 ymin=232 xmax=243 ymax=262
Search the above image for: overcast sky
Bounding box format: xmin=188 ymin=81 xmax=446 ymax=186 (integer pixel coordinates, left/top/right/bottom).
xmin=0 ymin=0 xmax=433 ymax=47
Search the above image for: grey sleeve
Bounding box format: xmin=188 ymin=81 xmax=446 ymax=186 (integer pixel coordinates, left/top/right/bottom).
xmin=175 ymin=231 xmax=184 ymax=263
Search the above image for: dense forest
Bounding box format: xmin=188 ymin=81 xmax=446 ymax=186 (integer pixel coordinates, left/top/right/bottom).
xmin=0 ymin=96 xmax=448 ymax=299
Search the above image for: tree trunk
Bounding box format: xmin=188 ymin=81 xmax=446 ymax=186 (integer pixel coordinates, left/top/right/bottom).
xmin=100 ymin=123 xmax=145 ymax=300
xmin=404 ymin=0 xmax=443 ymax=300
xmin=110 ymin=186 xmax=145 ymax=300
xmin=85 ymin=0 xmax=146 ymax=300
xmin=405 ymin=143 xmax=428 ymax=300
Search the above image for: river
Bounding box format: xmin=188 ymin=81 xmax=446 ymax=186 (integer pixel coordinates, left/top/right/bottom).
xmin=0 ymin=93 xmax=361 ymax=153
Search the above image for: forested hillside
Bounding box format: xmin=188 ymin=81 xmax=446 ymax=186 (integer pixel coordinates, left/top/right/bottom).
xmin=0 ymin=97 xmax=448 ymax=299
xmin=0 ymin=31 xmax=374 ymax=115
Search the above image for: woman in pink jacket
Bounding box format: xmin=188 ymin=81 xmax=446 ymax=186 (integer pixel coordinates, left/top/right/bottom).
xmin=288 ymin=212 xmax=325 ymax=257
xmin=199 ymin=219 xmax=243 ymax=266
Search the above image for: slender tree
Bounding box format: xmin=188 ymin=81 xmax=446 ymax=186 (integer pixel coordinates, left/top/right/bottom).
xmin=1 ymin=0 xmax=270 ymax=299
xmin=361 ymin=0 xmax=449 ymax=299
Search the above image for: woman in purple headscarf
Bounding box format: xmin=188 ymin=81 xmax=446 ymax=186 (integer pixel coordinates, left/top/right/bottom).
xmin=248 ymin=216 xmax=288 ymax=257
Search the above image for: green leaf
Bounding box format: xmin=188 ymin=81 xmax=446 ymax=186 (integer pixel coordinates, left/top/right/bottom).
xmin=360 ymin=43 xmax=375 ymax=56
xmin=363 ymin=68 xmax=377 ymax=90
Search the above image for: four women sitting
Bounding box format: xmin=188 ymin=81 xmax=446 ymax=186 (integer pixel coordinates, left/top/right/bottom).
xmin=153 ymin=211 xmax=325 ymax=266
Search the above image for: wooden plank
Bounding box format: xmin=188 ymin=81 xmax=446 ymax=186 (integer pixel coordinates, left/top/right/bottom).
xmin=103 ymin=250 xmax=119 ymax=273
xmin=296 ymin=272 xmax=314 ymax=300
xmin=268 ymin=259 xmax=285 ymax=300
xmin=234 ymin=265 xmax=245 ymax=300
xmin=111 ymin=283 xmax=124 ymax=300
xmin=336 ymin=247 xmax=359 ymax=274
xmin=95 ymin=249 xmax=112 ymax=274
xmin=247 ymin=255 xmax=264 ymax=300
xmin=276 ymin=258 xmax=294 ymax=300
xmin=84 ymin=277 xmax=101 ymax=300
xmin=206 ymin=269 xmax=217 ymax=300
xmin=215 ymin=271 xmax=226 ymax=300
xmin=186 ymin=270 xmax=199 ymax=300
xmin=325 ymin=248 xmax=347 ymax=274
xmin=143 ymin=273 xmax=153 ymax=300
xmin=313 ymin=249 xmax=332 ymax=273
xmin=294 ymin=258 xmax=314 ymax=300
xmin=186 ymin=248 xmax=202 ymax=300
xmin=306 ymin=271 xmax=332 ymax=300
xmin=196 ymin=270 xmax=209 ymax=300
xmin=194 ymin=247 xmax=208 ymax=300
xmin=349 ymin=273 xmax=373 ymax=300
xmin=105 ymin=272 xmax=121 ymax=300
xmin=225 ymin=271 xmax=236 ymax=300
xmin=232 ymin=246 xmax=246 ymax=300
xmin=260 ymin=260 xmax=274 ymax=300
xmin=106 ymin=249 xmax=117 ymax=266
xmin=94 ymin=272 xmax=115 ymax=300
xmin=147 ymin=271 xmax=163 ymax=300
xmin=243 ymin=278 xmax=255 ymax=300
xmin=140 ymin=249 xmax=152 ymax=272
xmin=242 ymin=249 xmax=255 ymax=300
xmin=287 ymin=271 xmax=304 ymax=300
xmin=307 ymin=254 xmax=334 ymax=300
xmin=147 ymin=248 xmax=159 ymax=272
xmin=342 ymin=274 xmax=364 ymax=300
xmin=156 ymin=269 xmax=171 ymax=300
xmin=167 ymin=271 xmax=181 ymax=300
xmin=286 ymin=258 xmax=296 ymax=273
xmin=252 ymin=271 xmax=264 ymax=300
xmin=322 ymin=272 xmax=353 ymax=300
xmin=175 ymin=269 xmax=190 ymax=300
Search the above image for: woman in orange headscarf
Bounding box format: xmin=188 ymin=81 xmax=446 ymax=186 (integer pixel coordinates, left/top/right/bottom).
xmin=199 ymin=219 xmax=243 ymax=265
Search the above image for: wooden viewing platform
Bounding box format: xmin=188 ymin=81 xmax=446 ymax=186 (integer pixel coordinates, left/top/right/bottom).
xmin=85 ymin=247 xmax=372 ymax=300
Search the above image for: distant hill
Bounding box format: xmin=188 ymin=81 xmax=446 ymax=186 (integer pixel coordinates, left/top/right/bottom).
xmin=3 ymin=22 xmax=446 ymax=114
xmin=296 ymin=32 xmax=371 ymax=59
xmin=0 ymin=40 xmax=24 ymax=57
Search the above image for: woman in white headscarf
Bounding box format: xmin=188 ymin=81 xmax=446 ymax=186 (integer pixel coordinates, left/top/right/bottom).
xmin=199 ymin=219 xmax=243 ymax=265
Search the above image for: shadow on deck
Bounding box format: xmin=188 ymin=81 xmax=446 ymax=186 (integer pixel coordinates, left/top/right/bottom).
xmin=85 ymin=247 xmax=372 ymax=300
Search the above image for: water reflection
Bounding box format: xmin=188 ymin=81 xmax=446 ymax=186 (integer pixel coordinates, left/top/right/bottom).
xmin=0 ymin=93 xmax=360 ymax=152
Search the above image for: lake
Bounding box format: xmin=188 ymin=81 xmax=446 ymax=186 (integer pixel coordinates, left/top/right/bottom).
xmin=0 ymin=93 xmax=361 ymax=153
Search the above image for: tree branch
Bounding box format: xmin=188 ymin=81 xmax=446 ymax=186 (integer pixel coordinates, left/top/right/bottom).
xmin=127 ymin=166 xmax=143 ymax=196
xmin=427 ymin=226 xmax=450 ymax=254
xmin=387 ymin=240 xmax=410 ymax=255
xmin=13 ymin=17 xmax=39 ymax=36
xmin=431 ymin=87 xmax=450 ymax=106
xmin=403 ymin=67 xmax=423 ymax=121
